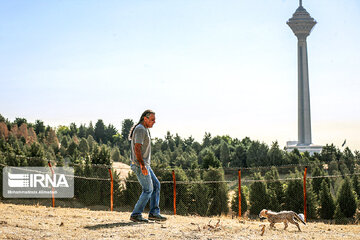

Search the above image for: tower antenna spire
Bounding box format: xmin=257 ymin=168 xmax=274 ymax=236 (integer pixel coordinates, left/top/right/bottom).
xmin=300 ymin=0 xmax=302 ymax=6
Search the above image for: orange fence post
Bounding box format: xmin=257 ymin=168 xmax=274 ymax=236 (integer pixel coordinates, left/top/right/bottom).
xmin=238 ymin=169 xmax=241 ymax=218
xmin=47 ymin=161 xmax=55 ymax=208
xmin=303 ymin=166 xmax=308 ymax=222
xmin=172 ymin=170 xmax=176 ymax=215
xmin=108 ymin=168 xmax=113 ymax=211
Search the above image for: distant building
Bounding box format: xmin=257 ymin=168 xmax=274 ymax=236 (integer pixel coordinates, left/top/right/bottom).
xmin=286 ymin=1 xmax=322 ymax=155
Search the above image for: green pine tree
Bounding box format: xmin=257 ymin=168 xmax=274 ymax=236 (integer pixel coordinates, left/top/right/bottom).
xmin=249 ymin=173 xmax=270 ymax=215
xmin=319 ymin=180 xmax=335 ymax=219
xmin=334 ymin=203 xmax=347 ymax=224
xmin=352 ymin=175 xmax=360 ymax=199
xmin=231 ymin=186 xmax=248 ymax=216
xmin=284 ymin=171 xmax=303 ymax=213
xmin=203 ymin=168 xmax=229 ymax=216
xmin=336 ymin=177 xmax=357 ymax=218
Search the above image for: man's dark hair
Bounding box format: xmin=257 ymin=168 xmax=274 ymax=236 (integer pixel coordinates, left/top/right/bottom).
xmin=128 ymin=110 xmax=155 ymax=140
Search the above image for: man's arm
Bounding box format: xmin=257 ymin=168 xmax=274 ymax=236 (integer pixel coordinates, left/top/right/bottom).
xmin=134 ymin=143 xmax=148 ymax=175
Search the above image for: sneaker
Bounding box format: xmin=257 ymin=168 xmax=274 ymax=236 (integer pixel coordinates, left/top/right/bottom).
xmin=130 ymin=215 xmax=149 ymax=223
xmin=148 ymin=213 xmax=167 ymax=221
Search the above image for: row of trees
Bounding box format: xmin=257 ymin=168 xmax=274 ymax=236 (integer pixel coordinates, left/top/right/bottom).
xmin=0 ymin=114 xmax=360 ymax=222
xmin=1 ymin=113 xmax=359 ymax=172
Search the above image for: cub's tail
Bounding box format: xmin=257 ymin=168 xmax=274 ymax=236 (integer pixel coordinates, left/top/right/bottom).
xmin=294 ymin=213 xmax=306 ymax=225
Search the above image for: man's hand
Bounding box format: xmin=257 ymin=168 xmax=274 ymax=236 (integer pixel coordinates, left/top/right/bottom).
xmin=140 ymin=165 xmax=148 ymax=176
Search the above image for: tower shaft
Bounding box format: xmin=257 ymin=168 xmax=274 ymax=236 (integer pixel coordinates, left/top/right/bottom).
xmin=297 ymin=38 xmax=312 ymax=145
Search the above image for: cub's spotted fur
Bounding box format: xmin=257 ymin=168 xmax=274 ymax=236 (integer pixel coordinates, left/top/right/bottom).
xmin=259 ymin=209 xmax=306 ymax=232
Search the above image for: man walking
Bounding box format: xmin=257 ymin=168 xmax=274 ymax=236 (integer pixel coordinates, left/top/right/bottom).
xmin=128 ymin=110 xmax=167 ymax=222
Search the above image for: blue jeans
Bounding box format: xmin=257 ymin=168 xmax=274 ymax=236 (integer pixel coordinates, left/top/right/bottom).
xmin=130 ymin=164 xmax=160 ymax=217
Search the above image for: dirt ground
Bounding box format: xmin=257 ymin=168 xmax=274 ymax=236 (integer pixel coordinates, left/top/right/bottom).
xmin=1 ymin=203 xmax=360 ymax=240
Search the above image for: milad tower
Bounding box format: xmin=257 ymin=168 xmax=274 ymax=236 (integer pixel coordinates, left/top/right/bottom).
xmin=286 ymin=0 xmax=322 ymax=154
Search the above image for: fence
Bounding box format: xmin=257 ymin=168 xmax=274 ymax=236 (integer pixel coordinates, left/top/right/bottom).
xmin=1 ymin=156 xmax=360 ymax=222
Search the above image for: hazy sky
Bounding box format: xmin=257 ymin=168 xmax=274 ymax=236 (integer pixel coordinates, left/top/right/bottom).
xmin=1 ymin=0 xmax=359 ymax=150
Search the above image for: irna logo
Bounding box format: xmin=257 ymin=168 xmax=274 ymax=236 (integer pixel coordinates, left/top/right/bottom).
xmin=8 ymin=173 xmax=69 ymax=188
xmin=3 ymin=166 xmax=74 ymax=198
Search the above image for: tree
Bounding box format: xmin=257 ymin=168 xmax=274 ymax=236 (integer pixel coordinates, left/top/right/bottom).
xmin=27 ymin=127 xmax=37 ymax=144
xmin=284 ymin=171 xmax=303 ymax=213
xmin=60 ymin=136 xmax=69 ymax=149
xmin=230 ymin=143 xmax=247 ymax=167
xmin=78 ymin=124 xmax=87 ymax=138
xmin=249 ymin=173 xmax=270 ymax=215
xmin=311 ymin=166 xmax=327 ymax=197
xmin=202 ymin=132 xmax=211 ymax=148
xmin=247 ymin=141 xmax=269 ymax=167
xmin=10 ymin=124 xmax=19 ymax=139
xmin=87 ymin=121 xmax=95 ymax=138
xmin=67 ymin=141 xmax=78 ymax=157
xmin=201 ymin=149 xmax=221 ymax=169
xmin=211 ymin=135 xmax=222 ymax=146
xmin=57 ymin=125 xmax=71 ymax=137
xmin=265 ymin=167 xmax=284 ymax=212
xmin=27 ymin=142 xmax=46 ymax=166
xmin=156 ymin=168 xmax=191 ymax=215
xmin=241 ymin=137 xmax=252 ymax=149
xmin=105 ymin=124 xmax=117 ymax=144
xmin=0 ymin=113 xmax=5 ymax=122
xmin=231 ymin=186 xmax=248 ymax=216
xmin=0 ymin=122 xmax=9 ymax=140
xmin=328 ymin=160 xmax=339 ymax=175
xmin=192 ymin=141 xmax=202 ymax=154
xmin=72 ymin=135 xmax=79 ymax=145
xmin=87 ymin=135 xmax=95 ymax=151
xmin=355 ymin=151 xmax=360 ymax=164
xmin=268 ymin=141 xmax=284 ymax=166
xmin=352 ymin=175 xmax=360 ymax=199
xmin=112 ymin=133 xmax=122 ymax=146
xmin=174 ymin=133 xmax=183 ymax=148
xmin=121 ymin=119 xmax=134 ymax=140
xmin=318 ymin=180 xmax=335 ymax=219
xmin=184 ymin=136 xmax=194 ymax=150
xmin=94 ymin=120 xmax=106 ymax=143
xmin=92 ymin=145 xmax=111 ymax=165
xmin=334 ymin=203 xmax=347 ymax=224
xmin=343 ymin=147 xmax=355 ymax=174
xmin=339 ymin=162 xmax=350 ymax=176
xmin=203 ymin=168 xmax=229 ymax=216
xmin=165 ymin=131 xmax=175 ymax=152
xmin=34 ymin=120 xmax=45 ymax=135
xmin=305 ymin=181 xmax=319 ymax=219
xmin=219 ymin=140 xmax=230 ymax=167
xmin=69 ymin=123 xmax=78 ymax=137
xmin=161 ymin=140 xmax=168 ymax=152
xmin=286 ymin=149 xmax=301 ymax=165
xmin=46 ymin=128 xmax=59 ymax=146
xmin=14 ymin=117 xmax=27 ymax=127
xmin=321 ymin=144 xmax=339 ymax=163
xmin=187 ymin=180 xmax=208 ymax=216
xmin=336 ymin=178 xmax=357 ymax=218
xmin=78 ymin=138 xmax=89 ymax=154
xmin=111 ymin=148 xmax=121 ymax=162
